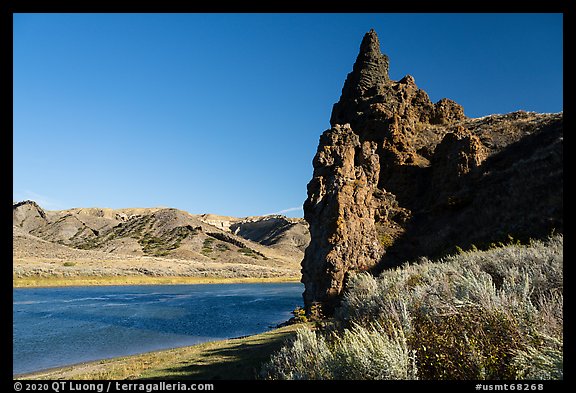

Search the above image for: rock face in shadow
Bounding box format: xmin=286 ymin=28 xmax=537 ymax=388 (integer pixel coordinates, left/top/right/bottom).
xmin=230 ymin=216 xmax=309 ymax=253
xmin=301 ymin=29 xmax=563 ymax=315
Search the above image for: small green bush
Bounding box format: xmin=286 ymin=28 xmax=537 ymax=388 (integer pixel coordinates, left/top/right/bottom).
xmin=291 ymin=307 xmax=308 ymax=323
xmin=375 ymin=222 xmax=395 ymax=248
xmin=261 ymin=328 xmax=333 ymax=380
xmin=237 ymin=246 xmax=261 ymax=259
xmin=201 ymin=238 xmax=215 ymax=255
xmin=409 ymin=307 xmax=522 ymax=379
xmin=237 ymin=247 xmax=254 ymax=254
xmin=216 ymin=243 xmax=230 ymax=252
xmin=139 ymin=234 xmax=164 ymax=254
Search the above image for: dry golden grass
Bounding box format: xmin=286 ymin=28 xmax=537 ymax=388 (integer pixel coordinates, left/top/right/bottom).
xmin=13 ymin=274 xmax=300 ymax=288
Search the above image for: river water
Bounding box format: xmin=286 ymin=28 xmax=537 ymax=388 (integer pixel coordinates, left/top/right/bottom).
xmin=13 ymin=283 xmax=303 ymax=375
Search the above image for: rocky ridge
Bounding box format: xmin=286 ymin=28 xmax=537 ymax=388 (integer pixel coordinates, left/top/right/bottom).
xmin=13 ymin=201 xmax=310 ymax=279
xmin=301 ymin=29 xmax=563 ymax=314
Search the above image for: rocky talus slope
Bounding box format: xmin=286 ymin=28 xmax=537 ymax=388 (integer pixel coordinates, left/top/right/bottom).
xmin=301 ymin=29 xmax=562 ymax=314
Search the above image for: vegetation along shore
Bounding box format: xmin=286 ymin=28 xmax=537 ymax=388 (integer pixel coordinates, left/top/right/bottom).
xmin=13 ymin=275 xmax=300 ymax=288
xmin=15 ymin=236 xmax=562 ymax=380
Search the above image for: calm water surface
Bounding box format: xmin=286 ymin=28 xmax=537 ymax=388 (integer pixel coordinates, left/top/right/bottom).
xmin=13 ymin=283 xmax=303 ymax=375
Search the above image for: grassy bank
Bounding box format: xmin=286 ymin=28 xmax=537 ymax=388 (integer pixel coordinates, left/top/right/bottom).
xmin=13 ymin=275 xmax=301 ymax=288
xmin=15 ymin=324 xmax=302 ymax=380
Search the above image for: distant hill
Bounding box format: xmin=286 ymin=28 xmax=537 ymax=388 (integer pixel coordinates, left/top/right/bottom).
xmin=13 ymin=200 xmax=309 ymax=281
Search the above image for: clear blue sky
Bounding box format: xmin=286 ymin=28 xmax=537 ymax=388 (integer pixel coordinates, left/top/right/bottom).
xmin=13 ymin=13 xmax=563 ymax=217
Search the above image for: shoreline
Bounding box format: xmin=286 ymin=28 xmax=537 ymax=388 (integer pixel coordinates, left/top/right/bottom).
xmin=13 ymin=274 xmax=301 ymax=288
xmin=15 ymin=324 xmax=302 ymax=380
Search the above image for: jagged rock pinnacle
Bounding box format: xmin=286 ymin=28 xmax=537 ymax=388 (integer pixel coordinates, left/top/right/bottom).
xmin=344 ymin=29 xmax=390 ymax=96
xmin=301 ymin=29 xmax=562 ymax=318
xmin=331 ymin=29 xmax=390 ymax=126
xmin=358 ymin=29 xmax=387 ymax=64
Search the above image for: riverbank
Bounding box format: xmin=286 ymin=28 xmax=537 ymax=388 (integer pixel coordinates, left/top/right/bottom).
xmin=13 ymin=274 xmax=301 ymax=288
xmin=15 ymin=324 xmax=301 ymax=380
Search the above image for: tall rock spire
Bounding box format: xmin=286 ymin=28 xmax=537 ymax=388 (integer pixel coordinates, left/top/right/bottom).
xmin=301 ymin=29 xmax=562 ymax=318
xmin=347 ymin=28 xmax=390 ymax=94
xmin=331 ymin=29 xmax=390 ymax=126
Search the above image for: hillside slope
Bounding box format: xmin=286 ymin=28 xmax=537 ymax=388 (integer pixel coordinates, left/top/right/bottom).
xmin=230 ymin=216 xmax=310 ymax=253
xmin=13 ymin=201 xmax=309 ymax=281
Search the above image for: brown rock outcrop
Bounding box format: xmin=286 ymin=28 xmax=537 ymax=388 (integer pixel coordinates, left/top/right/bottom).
xmin=12 ymin=200 xmax=48 ymax=232
xmin=301 ymin=29 xmax=563 ymax=315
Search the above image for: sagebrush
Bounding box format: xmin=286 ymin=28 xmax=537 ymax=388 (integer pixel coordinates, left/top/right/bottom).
xmin=262 ymin=236 xmax=563 ymax=380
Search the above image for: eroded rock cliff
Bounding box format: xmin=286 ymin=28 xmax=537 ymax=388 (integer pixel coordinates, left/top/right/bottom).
xmin=301 ymin=29 xmax=563 ymax=315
